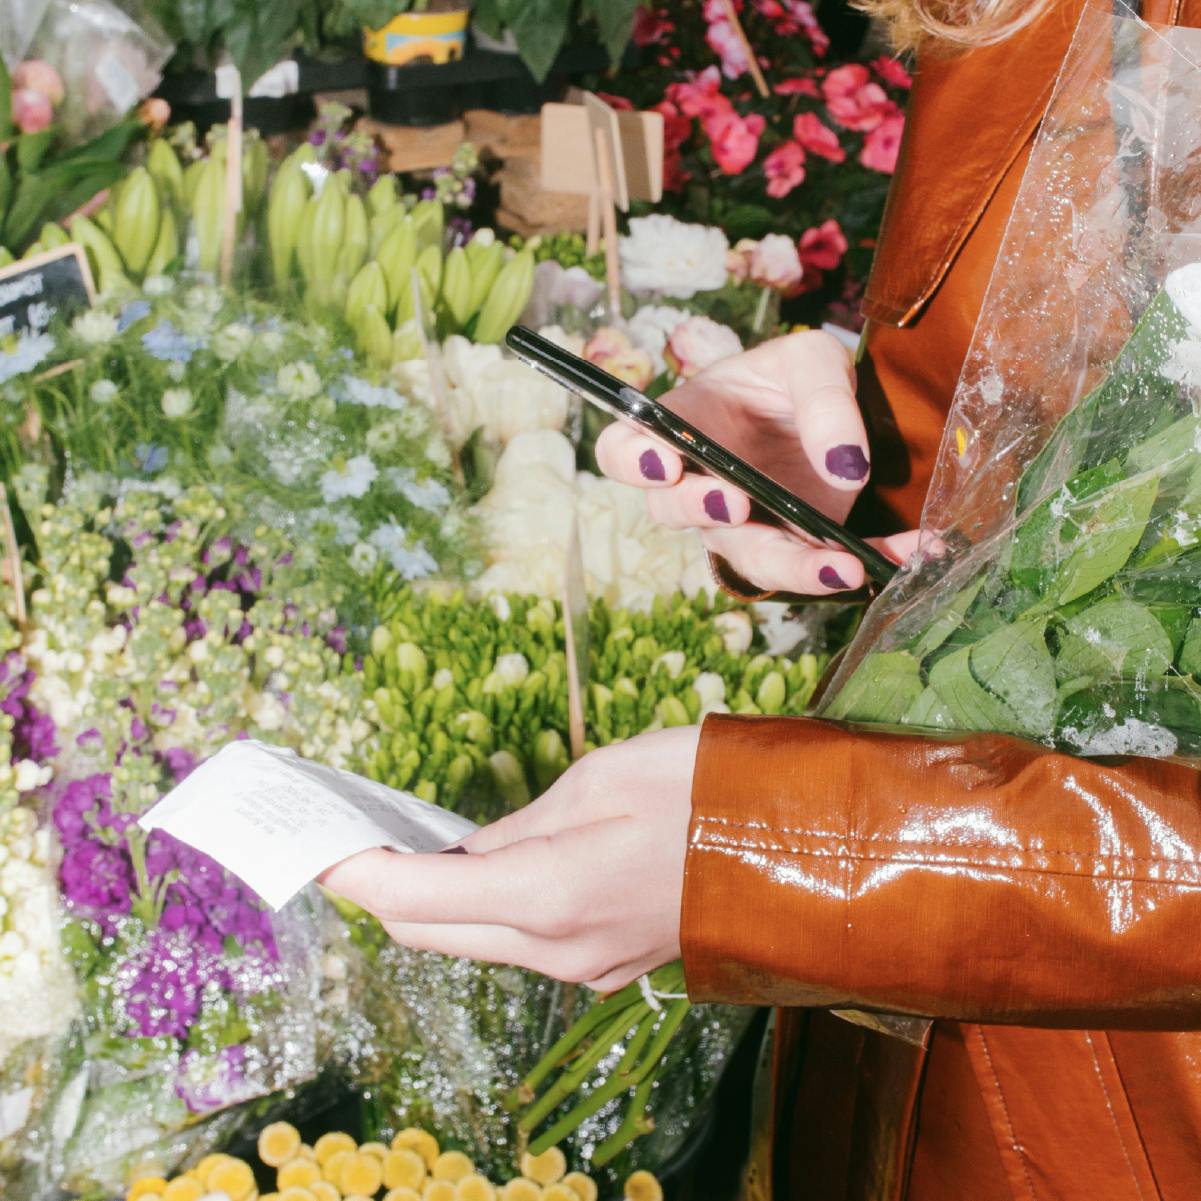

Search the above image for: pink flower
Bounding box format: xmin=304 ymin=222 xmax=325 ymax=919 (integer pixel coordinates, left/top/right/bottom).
xmin=633 ymin=7 xmax=676 ymax=45
xmin=763 ymin=140 xmax=807 ymax=198
xmin=667 ymin=66 xmax=732 ymax=124
xmin=726 ymin=238 xmax=758 ymax=282
xmin=585 ymin=328 xmax=656 ymax=390
xmin=860 ymin=112 xmax=905 ymax=173
xmin=706 ymin=17 xmax=752 ymax=78
xmin=706 ymin=110 xmax=765 ymax=175
xmin=750 ymin=234 xmax=804 ymax=291
xmin=13 ymin=88 xmax=52 ymax=134
xmin=757 ymin=0 xmax=830 ymax=53
xmin=666 ymin=316 xmax=743 ymax=379
xmin=595 ymin=91 xmax=635 ymax=112
xmin=798 ymin=219 xmax=849 ymax=272
xmin=774 ymin=76 xmax=820 ymax=97
xmin=653 ymin=100 xmax=693 ymax=191
xmin=792 ymin=112 xmax=845 ymax=163
xmin=13 ymin=60 xmax=64 ymax=107
xmin=822 ymin=64 xmax=899 ymax=132
xmin=872 ymin=55 xmax=913 ymax=89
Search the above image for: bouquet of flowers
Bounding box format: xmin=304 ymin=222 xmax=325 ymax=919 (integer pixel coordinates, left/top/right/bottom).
xmin=5 ymin=476 xmax=369 ymax=1193
xmin=599 ymin=0 xmax=911 ymax=319
xmin=822 ymin=12 xmax=1201 ymax=757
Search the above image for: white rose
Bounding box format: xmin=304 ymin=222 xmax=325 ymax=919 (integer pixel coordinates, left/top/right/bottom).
xmin=714 ymin=609 xmax=754 ymax=654
xmin=619 ymin=215 xmax=729 ymax=299
xmin=749 ymin=233 xmax=803 ymax=291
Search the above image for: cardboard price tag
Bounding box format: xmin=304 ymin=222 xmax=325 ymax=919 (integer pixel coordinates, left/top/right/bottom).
xmin=0 ymin=245 xmax=95 ymax=341
xmin=540 ymin=101 xmax=664 ymax=207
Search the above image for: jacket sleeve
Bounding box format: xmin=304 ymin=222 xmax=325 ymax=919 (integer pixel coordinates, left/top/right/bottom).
xmin=681 ymin=714 xmax=1201 ymax=1029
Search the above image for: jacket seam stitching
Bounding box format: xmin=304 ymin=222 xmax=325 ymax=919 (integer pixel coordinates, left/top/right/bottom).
xmin=690 ymin=839 xmax=1201 ymax=886
xmin=974 ymin=1026 xmax=1039 ymax=1201
xmin=1083 ymin=1031 xmax=1157 ymax=1201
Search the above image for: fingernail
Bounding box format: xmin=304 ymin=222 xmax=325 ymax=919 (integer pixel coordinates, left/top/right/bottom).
xmin=819 ymin=565 xmax=849 ymax=590
xmin=704 ymin=490 xmax=730 ymax=522
xmin=639 ymin=449 xmax=666 ymax=481
xmin=825 ymin=444 xmax=869 ymax=481
xmin=440 ymin=846 xmax=468 ymax=855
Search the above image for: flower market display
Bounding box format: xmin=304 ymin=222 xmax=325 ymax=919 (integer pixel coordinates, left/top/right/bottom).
xmin=0 ymin=0 xmax=893 ymax=1194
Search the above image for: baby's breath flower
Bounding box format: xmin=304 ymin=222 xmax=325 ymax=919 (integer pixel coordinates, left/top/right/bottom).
xmin=161 ymin=387 xmax=194 ymax=419
xmin=73 ymin=310 xmax=119 ymax=344
xmin=89 ymin=379 xmax=119 ymax=405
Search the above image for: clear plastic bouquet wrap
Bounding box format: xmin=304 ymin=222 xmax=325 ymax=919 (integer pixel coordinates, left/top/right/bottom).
xmin=823 ymin=9 xmax=1201 ymax=758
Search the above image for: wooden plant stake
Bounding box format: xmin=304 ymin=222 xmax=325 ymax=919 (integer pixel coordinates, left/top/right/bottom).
xmin=220 ymin=85 xmax=244 ymax=287
xmin=719 ymin=0 xmax=770 ymax=98
xmin=592 ymin=127 xmax=623 ymax=317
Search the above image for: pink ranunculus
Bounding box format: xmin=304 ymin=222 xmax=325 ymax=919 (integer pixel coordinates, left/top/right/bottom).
xmin=774 ymin=76 xmax=820 ymax=97
xmin=706 ymin=16 xmax=751 ymax=78
xmin=12 ymin=88 xmax=53 ymax=134
xmin=822 ymin=64 xmax=897 ymax=132
xmin=860 ymin=111 xmax=905 ymax=173
xmin=706 ymin=110 xmax=765 ymax=175
xmin=13 ymin=60 xmax=65 ymax=107
xmin=750 ymin=233 xmax=803 ymax=291
xmin=872 ymin=55 xmax=913 ymax=89
xmin=762 ymin=140 xmax=807 ymax=198
xmin=666 ymin=316 xmax=743 ymax=380
xmin=726 ymin=238 xmax=758 ymax=282
xmin=584 ymin=328 xmax=656 ymax=390
xmin=792 ymin=112 xmax=846 ymax=163
xmin=667 ymin=66 xmax=732 ymax=124
xmin=798 ymin=219 xmax=849 ymax=272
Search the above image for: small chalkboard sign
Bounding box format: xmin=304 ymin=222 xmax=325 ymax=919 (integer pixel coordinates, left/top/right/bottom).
xmin=0 ymin=245 xmax=95 ymax=341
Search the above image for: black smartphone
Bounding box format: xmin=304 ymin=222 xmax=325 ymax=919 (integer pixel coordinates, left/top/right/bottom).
xmin=505 ymin=325 xmax=897 ymax=587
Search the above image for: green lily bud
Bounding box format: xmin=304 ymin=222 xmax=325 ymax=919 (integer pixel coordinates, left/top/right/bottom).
xmin=653 ymin=651 xmax=686 ymax=679
xmin=414 ymin=780 xmax=438 ymax=804
xmin=455 ymin=709 xmax=492 ymax=745
xmin=396 ymin=641 xmax=428 ymax=690
xmin=656 ymin=696 xmax=691 ymax=727
xmin=446 ymin=753 xmax=476 ymax=793
xmin=532 ymin=729 xmax=569 ymax=791
xmin=756 ymin=670 xmax=787 ymax=715
xmin=490 ymin=750 xmax=531 ymax=810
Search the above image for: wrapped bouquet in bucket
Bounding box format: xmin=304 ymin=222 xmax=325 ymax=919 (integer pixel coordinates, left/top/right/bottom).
xmin=824 ymin=8 xmax=1201 ymax=756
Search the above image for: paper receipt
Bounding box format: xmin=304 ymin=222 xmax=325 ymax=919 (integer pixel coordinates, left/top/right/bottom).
xmin=138 ymin=740 xmax=477 ymax=910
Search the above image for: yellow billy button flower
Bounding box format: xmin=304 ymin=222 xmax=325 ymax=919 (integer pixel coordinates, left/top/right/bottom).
xmin=278 ymin=1188 xmax=318 ymax=1201
xmin=278 ymin=1160 xmax=322 ymax=1191
xmin=196 ymin=1156 xmax=235 ymax=1188
xmin=454 ymin=1176 xmax=496 ymax=1201
xmin=392 ymin=1129 xmax=439 ymax=1170
xmin=322 ymin=1151 xmax=354 ymax=1184
xmin=297 ymin=1147 xmax=318 ymax=1162
xmin=384 ymin=1148 xmax=427 ymax=1190
xmin=162 ymin=1179 xmax=204 ymax=1201
xmin=520 ymin=1147 xmax=567 ymax=1187
xmin=127 ymin=1176 xmax=170 ymax=1201
xmin=344 ymin=1195 xmax=375 ymax=1201
xmin=562 ymin=1173 xmax=598 ymax=1201
xmin=359 ymin=1142 xmax=389 ymax=1160
xmin=544 ymin=1187 xmax=578 ymax=1201
xmin=623 ymin=1171 xmax=664 ymax=1201
xmin=340 ymin=1153 xmax=384 ymax=1197
xmin=498 ymin=1183 xmax=540 ymax=1201
xmin=259 ymin=1123 xmax=303 ymax=1167
xmin=207 ymin=1157 xmax=257 ymax=1201
xmin=309 ymin=1184 xmax=340 ymax=1201
xmin=431 ymin=1152 xmax=474 ymax=1182
xmin=314 ymin=1132 xmax=358 ymax=1165
xmin=422 ymin=1183 xmax=457 ymax=1201
xmin=383 ymin=1190 xmax=422 ymax=1201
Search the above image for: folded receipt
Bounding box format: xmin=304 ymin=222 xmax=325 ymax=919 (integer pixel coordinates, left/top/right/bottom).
xmin=139 ymin=740 xmax=477 ymax=910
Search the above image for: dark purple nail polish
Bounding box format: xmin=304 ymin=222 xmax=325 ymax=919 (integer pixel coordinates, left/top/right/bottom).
xmin=703 ymin=490 xmax=730 ymax=523
xmin=819 ymin=565 xmax=849 ymax=590
xmin=825 ymin=444 xmax=869 ymax=481
xmin=441 ymin=845 xmax=468 ymax=854
xmin=639 ymin=449 xmax=666 ymax=481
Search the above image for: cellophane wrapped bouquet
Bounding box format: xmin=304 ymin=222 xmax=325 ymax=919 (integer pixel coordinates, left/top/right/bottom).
xmin=824 ymin=10 xmax=1201 ymax=758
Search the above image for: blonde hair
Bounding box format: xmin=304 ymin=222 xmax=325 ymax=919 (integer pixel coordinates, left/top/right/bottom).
xmin=856 ymin=0 xmax=1052 ymax=53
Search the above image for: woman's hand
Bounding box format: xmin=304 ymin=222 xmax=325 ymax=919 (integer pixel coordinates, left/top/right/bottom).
xmin=319 ymin=726 xmax=699 ymax=992
xmin=596 ymin=329 xmax=919 ymax=595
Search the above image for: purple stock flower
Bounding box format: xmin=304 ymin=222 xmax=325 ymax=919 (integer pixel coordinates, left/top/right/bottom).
xmin=119 ymin=930 xmax=230 ymax=1039
xmin=161 ymin=746 xmax=196 ymax=781
xmin=175 ymin=1045 xmax=253 ymax=1113
xmin=59 ymin=838 xmax=135 ymax=924
xmin=54 ymin=774 xmax=113 ymax=842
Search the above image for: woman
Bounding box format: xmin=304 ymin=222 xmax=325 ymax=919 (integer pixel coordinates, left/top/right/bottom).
xmin=324 ymin=0 xmax=1201 ymax=1196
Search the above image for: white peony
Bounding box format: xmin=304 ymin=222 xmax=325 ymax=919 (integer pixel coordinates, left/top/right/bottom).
xmin=522 ymin=261 xmax=606 ymax=326
xmin=666 ymin=316 xmax=743 ymax=380
xmin=619 ymin=215 xmax=729 ymax=299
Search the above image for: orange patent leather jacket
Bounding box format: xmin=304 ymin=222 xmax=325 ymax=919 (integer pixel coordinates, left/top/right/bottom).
xmin=682 ymin=2 xmax=1201 ymax=1199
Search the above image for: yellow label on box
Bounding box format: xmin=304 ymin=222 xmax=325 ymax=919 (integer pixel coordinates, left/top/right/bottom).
xmin=363 ymin=11 xmax=470 ymax=66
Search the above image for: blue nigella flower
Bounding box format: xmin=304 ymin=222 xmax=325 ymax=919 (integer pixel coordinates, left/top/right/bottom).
xmin=117 ymin=300 xmax=151 ymax=333
xmin=0 ymin=331 xmax=54 ymax=385
xmin=133 ymin=443 xmax=169 ymax=474
xmin=142 ymin=321 xmax=204 ymax=364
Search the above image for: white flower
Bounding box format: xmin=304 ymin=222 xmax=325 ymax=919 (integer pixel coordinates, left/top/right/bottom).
xmin=143 ymin=273 xmax=174 ymax=296
xmin=73 ymin=310 xmax=119 ymax=343
xmin=366 ymin=421 xmax=400 ymax=454
xmin=666 ymin=316 xmax=743 ymax=380
xmin=693 ymin=672 xmax=727 ymax=706
xmin=161 ymin=387 xmax=193 ymax=418
xmin=277 ymin=360 xmax=322 ymax=401
xmin=212 ymin=322 xmax=254 ymax=362
xmin=627 ymin=305 xmax=689 ymax=375
xmin=522 ymin=261 xmax=606 ymax=326
xmin=619 ymin=215 xmax=729 ymax=299
xmin=325 ymin=509 xmax=362 ymax=545
xmin=387 ymin=467 xmax=451 ymax=512
xmin=494 ymin=653 xmax=530 ymax=686
xmin=1160 ymin=338 xmax=1201 ymax=390
xmin=349 ymin=541 xmax=379 ymax=573
xmin=654 ymin=650 xmax=686 ymax=678
xmin=1166 ymin=263 xmax=1201 ymax=332
xmin=368 ymin=521 xmax=437 ymax=579
xmin=714 ymin=609 xmax=754 ymax=654
xmin=89 ymin=379 xmax=119 ymax=405
xmin=258 ymin=328 xmax=285 ymax=355
xmin=13 ymin=760 xmax=49 ymax=791
xmin=471 ymin=228 xmax=496 ymax=248
xmin=320 ymin=454 xmax=378 ymax=502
